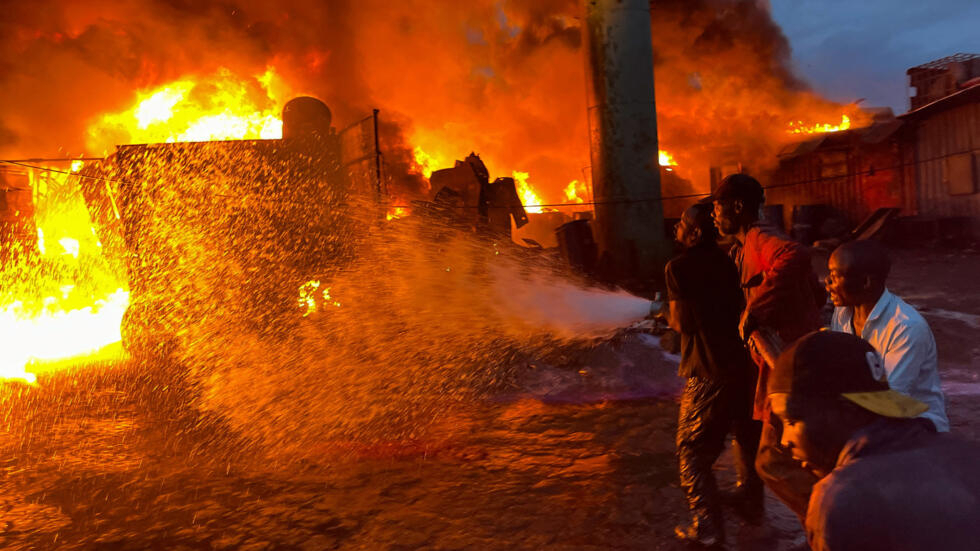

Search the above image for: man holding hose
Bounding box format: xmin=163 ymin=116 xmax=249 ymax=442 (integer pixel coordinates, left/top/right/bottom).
xmin=711 ymin=174 xmax=827 ymax=521
xmin=665 ymin=200 xmax=761 ymax=547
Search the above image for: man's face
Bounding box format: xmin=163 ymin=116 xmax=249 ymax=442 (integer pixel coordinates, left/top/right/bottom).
xmin=674 ymin=212 xmax=700 ymax=248
xmin=825 ymin=251 xmax=865 ymax=307
xmin=769 ymin=394 xmax=841 ymax=478
xmin=712 ymin=200 xmax=739 ymax=236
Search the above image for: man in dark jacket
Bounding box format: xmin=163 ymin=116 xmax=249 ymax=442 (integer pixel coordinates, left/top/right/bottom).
xmin=666 ymin=201 xmax=761 ymax=547
xmin=712 ymin=174 xmax=826 ymax=519
xmin=767 ymin=330 xmax=980 ymax=551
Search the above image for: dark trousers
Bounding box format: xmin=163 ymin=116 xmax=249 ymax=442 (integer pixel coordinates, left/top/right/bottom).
xmin=755 ymin=412 xmax=820 ymax=522
xmin=677 ymin=376 xmax=763 ymax=523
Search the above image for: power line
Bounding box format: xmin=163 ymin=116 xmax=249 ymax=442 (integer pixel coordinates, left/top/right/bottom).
xmin=1 ymin=157 xmax=105 ymax=163
xmin=4 ymin=147 xmax=977 ymax=211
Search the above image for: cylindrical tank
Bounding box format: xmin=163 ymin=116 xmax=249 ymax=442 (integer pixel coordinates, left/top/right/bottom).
xmin=583 ymin=0 xmax=670 ymax=290
xmin=282 ymin=97 xmax=333 ymax=140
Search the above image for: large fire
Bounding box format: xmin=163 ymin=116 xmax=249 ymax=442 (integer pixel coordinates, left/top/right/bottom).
xmin=0 ymin=161 xmax=128 ymax=382
xmin=1 ymin=36 xmax=863 ymax=384
xmin=1 ymin=68 xmax=298 ymax=383
xmin=86 ymin=67 xmax=290 ymax=152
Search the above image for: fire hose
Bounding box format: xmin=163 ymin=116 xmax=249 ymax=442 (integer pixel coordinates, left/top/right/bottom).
xmin=646 ymin=297 xmax=786 ymax=367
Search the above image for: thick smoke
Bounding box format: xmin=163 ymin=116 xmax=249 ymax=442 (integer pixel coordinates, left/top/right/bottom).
xmin=0 ymin=0 xmax=856 ymax=202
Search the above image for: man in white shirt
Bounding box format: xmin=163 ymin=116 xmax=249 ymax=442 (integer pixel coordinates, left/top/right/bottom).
xmin=825 ymin=240 xmax=949 ymax=432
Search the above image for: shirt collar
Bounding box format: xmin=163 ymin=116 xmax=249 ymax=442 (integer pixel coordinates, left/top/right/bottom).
xmin=865 ymin=288 xmax=895 ymax=326
xmin=836 ymin=417 xmax=933 ymax=468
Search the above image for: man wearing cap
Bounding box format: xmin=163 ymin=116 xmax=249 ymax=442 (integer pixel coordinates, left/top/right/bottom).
xmin=825 ymin=239 xmax=949 ymax=432
xmin=666 ymin=202 xmax=762 ymax=546
xmin=767 ymin=330 xmax=980 ymax=551
xmin=712 ymin=173 xmax=826 ymax=518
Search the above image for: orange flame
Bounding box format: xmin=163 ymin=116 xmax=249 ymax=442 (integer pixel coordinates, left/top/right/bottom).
xmin=86 ymin=67 xmax=289 ymax=152
xmin=788 ymin=114 xmax=851 ymax=135
xmin=512 ymin=171 xmax=544 ymax=214
xmin=412 ymin=146 xmax=444 ymax=180
xmin=2 ymin=162 xmax=128 ymax=382
xmin=564 ymin=180 xmax=585 ymax=204
xmin=0 ymin=290 xmax=129 ymax=383
xmin=658 ymin=150 xmax=676 ymax=167
xmin=386 ymin=207 xmax=408 ymax=221
xmin=3 ymin=69 xmax=297 ymax=382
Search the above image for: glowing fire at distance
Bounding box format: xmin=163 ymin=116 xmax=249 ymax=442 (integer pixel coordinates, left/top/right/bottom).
xmin=86 ymin=67 xmax=290 ymax=152
xmin=386 ymin=207 xmax=408 ymax=221
xmin=412 ymin=146 xmax=444 ymax=180
xmin=298 ymin=280 xmax=341 ymax=317
xmin=564 ymin=180 xmax=585 ymax=204
xmin=658 ymin=150 xmax=676 ymax=167
xmin=512 ymin=171 xmax=544 ymax=214
xmin=788 ymin=114 xmax=851 ymax=135
xmin=411 ymin=146 xmax=554 ymax=214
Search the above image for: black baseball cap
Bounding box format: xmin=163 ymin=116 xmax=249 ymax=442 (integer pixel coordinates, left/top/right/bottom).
xmin=768 ymin=331 xmax=928 ymax=418
xmin=712 ymin=173 xmax=765 ymax=206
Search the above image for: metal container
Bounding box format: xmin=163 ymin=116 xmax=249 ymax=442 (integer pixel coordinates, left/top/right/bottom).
xmin=556 ymin=219 xmax=598 ymax=275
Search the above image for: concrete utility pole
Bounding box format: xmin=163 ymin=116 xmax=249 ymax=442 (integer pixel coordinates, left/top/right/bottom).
xmin=583 ymin=0 xmax=670 ymax=290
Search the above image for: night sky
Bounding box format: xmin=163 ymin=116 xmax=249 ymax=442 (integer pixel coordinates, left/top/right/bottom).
xmin=770 ymin=0 xmax=980 ymax=113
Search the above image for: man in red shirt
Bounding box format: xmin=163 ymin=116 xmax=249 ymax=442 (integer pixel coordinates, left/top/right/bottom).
xmin=712 ymin=174 xmax=826 ymax=519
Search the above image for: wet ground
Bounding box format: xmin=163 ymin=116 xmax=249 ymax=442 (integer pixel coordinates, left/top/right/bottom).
xmin=1 ymin=246 xmax=978 ymax=550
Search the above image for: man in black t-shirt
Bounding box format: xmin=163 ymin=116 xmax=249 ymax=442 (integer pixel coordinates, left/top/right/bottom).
xmin=666 ymin=201 xmax=763 ymax=547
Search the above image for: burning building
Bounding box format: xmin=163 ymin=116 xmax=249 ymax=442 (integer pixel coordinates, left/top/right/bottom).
xmin=0 ymin=1 xmax=883 ymax=378
xmin=768 ymin=54 xmax=980 ymax=244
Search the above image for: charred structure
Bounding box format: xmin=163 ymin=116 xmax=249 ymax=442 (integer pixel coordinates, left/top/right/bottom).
xmin=80 ymin=97 xmax=385 ymax=354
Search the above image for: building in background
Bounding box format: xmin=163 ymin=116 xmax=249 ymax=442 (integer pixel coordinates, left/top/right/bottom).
xmin=766 ymin=54 xmax=980 ymax=244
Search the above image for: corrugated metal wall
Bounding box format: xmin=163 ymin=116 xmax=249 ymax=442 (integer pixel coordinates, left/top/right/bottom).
xmin=767 ymin=140 xmax=905 ymax=232
xmin=913 ymin=101 xmax=980 ymax=217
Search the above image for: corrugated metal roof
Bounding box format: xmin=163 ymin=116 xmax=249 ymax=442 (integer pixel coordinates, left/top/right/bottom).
xmin=908 ymin=53 xmax=980 ymax=72
xmin=860 ymin=119 xmax=905 ymax=144
xmin=777 ymin=118 xmax=904 ymax=160
xmin=777 ymin=135 xmax=827 ymax=159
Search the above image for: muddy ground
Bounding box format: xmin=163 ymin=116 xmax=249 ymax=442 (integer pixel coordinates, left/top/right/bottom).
xmin=0 ymin=246 xmax=977 ymax=550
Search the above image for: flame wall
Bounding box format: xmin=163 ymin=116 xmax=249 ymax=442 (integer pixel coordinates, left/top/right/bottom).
xmin=0 ymin=0 xmax=863 ymax=203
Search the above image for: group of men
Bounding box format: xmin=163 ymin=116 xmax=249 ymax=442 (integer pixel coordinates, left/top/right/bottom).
xmin=664 ymin=174 xmax=980 ymax=550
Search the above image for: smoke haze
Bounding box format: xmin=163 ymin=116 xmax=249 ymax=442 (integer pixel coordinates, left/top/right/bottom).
xmin=0 ymin=0 xmax=859 ymax=201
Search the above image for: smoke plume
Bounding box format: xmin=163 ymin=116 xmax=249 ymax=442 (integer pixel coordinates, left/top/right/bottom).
xmin=0 ymin=0 xmax=858 ymax=202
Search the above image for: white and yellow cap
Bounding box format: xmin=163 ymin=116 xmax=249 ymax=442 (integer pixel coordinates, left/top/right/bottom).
xmin=768 ymin=331 xmax=928 ymax=418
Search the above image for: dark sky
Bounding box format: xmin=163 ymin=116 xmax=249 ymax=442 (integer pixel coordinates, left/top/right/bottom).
xmin=770 ymin=0 xmax=980 ymax=113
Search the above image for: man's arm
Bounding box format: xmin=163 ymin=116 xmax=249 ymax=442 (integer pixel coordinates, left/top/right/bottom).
xmin=882 ymin=322 xmax=936 ymax=396
xmin=745 ymin=232 xmax=815 ymax=328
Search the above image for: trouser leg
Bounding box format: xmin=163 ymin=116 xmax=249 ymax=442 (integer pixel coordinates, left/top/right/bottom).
xmin=731 ymin=371 xmax=764 ymax=492
xmin=755 ymin=412 xmax=819 ymax=522
xmin=733 ymin=417 xmax=764 ymax=490
xmin=676 ymin=377 xmax=729 ymax=528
